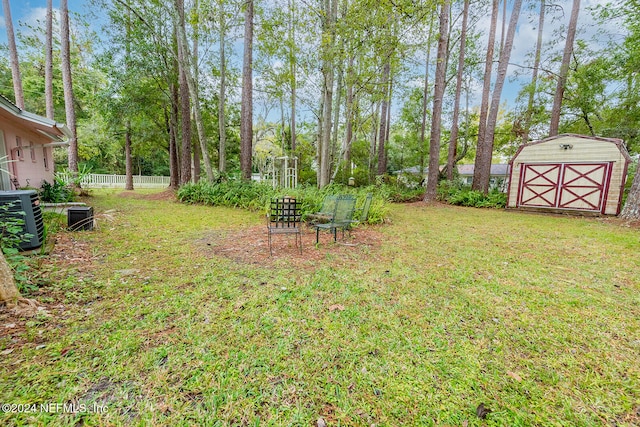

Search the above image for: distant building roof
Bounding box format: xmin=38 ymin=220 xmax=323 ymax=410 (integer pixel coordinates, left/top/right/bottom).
xmin=397 ymin=164 xmax=510 ymax=176
xmin=457 ymin=164 xmax=510 ymax=176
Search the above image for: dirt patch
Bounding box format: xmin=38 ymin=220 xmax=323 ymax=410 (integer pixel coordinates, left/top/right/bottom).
xmin=47 ymin=232 xmax=98 ymax=273
xmin=143 ymin=189 xmax=177 ymax=201
xmin=194 ymin=224 xmax=386 ymax=269
xmin=0 ymin=232 xmax=97 ymax=347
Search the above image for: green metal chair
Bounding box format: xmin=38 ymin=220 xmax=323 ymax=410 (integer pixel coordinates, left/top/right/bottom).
xmin=314 ymin=195 xmax=356 ymax=243
xmin=267 ymin=197 xmax=302 ymax=255
xmin=306 ymin=194 xmax=337 ymax=224
xmin=352 ymin=193 xmax=373 ymax=225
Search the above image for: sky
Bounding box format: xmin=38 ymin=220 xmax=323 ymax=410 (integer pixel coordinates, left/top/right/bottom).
xmin=0 ymin=0 xmax=626 ymax=111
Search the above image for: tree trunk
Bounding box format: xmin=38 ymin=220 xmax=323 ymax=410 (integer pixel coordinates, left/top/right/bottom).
xmin=446 ymin=0 xmax=469 ymax=181
xmin=377 ymin=61 xmax=391 ymax=176
xmin=124 ymin=7 xmax=133 ymax=191
xmin=621 ymin=165 xmax=640 ymax=219
xmin=522 ymin=0 xmax=545 ymax=144
xmin=369 ymin=100 xmax=379 ymax=183
xmin=60 ymin=0 xmax=78 ymax=174
xmin=549 ymin=0 xmax=580 ymax=136
xmin=218 ymin=11 xmax=227 ymax=173
xmin=177 ymin=25 xmax=192 ymax=185
xmin=474 ymin=0 xmax=522 ymax=194
xmin=330 ymin=58 xmax=344 ymax=182
xmin=125 ymin=126 xmax=134 ymax=190
xmin=240 ymin=0 xmax=254 ymax=181
xmin=471 ymin=0 xmax=499 ymax=192
xmin=2 ymin=0 xmax=24 ymax=109
xmin=420 ymin=16 xmax=434 ymax=177
xmin=424 ymin=0 xmax=450 ymax=201
xmin=175 ymin=0 xmax=215 ymax=182
xmin=0 ymin=252 xmax=19 ymax=305
xmin=45 ymin=0 xmax=54 ymax=119
xmin=170 ymin=81 xmax=181 ymax=187
xmin=499 ymin=0 xmax=507 ymax=54
xmin=316 ymin=94 xmax=324 ymax=185
xmin=165 ymin=102 xmax=180 ymax=189
xmin=192 ymin=138 xmax=201 ymax=182
xmin=318 ymin=0 xmax=337 ymax=188
xmin=342 ymin=56 xmax=355 ymax=180
xmin=288 ymin=0 xmax=297 ymax=153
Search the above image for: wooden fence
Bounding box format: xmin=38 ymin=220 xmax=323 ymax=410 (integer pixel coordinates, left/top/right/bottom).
xmin=81 ymin=174 xmax=170 ymax=188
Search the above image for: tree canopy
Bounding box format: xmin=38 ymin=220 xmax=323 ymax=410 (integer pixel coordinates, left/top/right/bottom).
xmin=0 ymin=0 xmax=638 ymax=189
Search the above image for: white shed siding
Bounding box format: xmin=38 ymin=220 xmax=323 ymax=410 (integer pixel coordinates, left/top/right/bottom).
xmin=507 ymin=135 xmax=631 ymax=215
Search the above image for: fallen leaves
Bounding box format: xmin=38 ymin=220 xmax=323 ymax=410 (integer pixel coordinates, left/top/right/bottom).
xmin=507 ymin=371 xmax=523 ymax=382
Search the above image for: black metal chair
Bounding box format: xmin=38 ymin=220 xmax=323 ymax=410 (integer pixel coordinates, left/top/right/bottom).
xmin=267 ymin=197 xmax=302 ymax=255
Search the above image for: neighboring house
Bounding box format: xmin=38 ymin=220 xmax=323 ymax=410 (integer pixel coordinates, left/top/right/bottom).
xmin=397 ymin=164 xmax=510 ymax=191
xmin=0 ymin=95 xmax=71 ymax=191
xmin=456 ymin=164 xmax=510 ymax=191
xmin=506 ymin=134 xmax=631 ymax=215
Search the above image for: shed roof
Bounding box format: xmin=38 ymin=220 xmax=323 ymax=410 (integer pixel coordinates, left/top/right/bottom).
xmin=0 ymin=94 xmax=72 ymax=143
xmin=511 ymin=134 xmax=632 ymax=163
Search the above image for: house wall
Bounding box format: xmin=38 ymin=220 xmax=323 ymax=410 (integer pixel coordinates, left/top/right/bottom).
xmin=507 ymin=135 xmax=629 ymax=215
xmin=0 ymin=120 xmax=54 ymax=190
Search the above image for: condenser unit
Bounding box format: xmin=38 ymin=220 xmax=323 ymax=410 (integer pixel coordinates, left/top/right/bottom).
xmin=0 ymin=190 xmax=45 ymax=250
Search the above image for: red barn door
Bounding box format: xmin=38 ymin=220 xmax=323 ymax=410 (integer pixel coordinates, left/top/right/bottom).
xmin=517 ymin=163 xmax=612 ymax=213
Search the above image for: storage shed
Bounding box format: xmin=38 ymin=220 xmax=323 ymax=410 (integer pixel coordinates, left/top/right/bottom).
xmin=507 ymin=134 xmax=632 ymax=215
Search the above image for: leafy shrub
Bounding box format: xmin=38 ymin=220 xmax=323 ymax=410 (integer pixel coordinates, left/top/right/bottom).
xmin=0 ymin=202 xmax=37 ymax=292
xmin=177 ymin=181 xmax=393 ymax=224
xmin=178 ymin=181 xmax=277 ymax=210
xmin=437 ymin=181 xmax=507 ymax=209
xmin=56 ymin=164 xmax=92 ymax=188
xmin=40 ymin=179 xmax=74 ymax=203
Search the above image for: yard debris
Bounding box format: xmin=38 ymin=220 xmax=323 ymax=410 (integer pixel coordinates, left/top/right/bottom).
xmin=476 ymin=403 xmax=491 ymax=419
xmin=507 ymin=371 xmax=523 ymax=382
xmin=328 ymin=304 xmax=345 ymax=312
xmin=317 ymin=417 xmax=327 ymax=427
xmin=115 ymin=269 xmax=139 ymax=276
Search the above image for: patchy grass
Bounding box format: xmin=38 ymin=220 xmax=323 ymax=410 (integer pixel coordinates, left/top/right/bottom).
xmin=1 ymin=190 xmax=639 ymax=426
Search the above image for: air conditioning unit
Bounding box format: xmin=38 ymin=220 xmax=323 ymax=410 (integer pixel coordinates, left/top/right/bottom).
xmin=0 ymin=190 xmax=45 ymax=250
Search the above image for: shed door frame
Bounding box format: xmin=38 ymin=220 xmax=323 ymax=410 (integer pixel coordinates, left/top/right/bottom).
xmin=517 ymin=162 xmax=613 ymax=214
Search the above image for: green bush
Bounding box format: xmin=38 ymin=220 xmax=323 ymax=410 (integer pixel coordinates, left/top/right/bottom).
xmin=177 ymin=181 xmax=394 ymax=224
xmin=40 ymin=180 xmax=74 ymax=203
xmin=0 ymin=203 xmax=36 ymax=292
xmin=437 ymin=181 xmax=507 ymax=209
xmin=178 ymin=181 xmax=277 ymax=210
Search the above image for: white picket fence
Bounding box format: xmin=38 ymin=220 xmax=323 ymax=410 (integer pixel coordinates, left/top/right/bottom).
xmin=81 ymin=174 xmax=170 ymax=188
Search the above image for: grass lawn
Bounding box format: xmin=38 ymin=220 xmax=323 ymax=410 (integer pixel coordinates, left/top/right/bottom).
xmin=1 ymin=189 xmax=639 ymax=426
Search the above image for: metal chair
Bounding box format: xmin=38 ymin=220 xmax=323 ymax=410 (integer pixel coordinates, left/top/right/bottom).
xmin=314 ymin=195 xmax=356 ymax=244
xmin=267 ymin=197 xmax=302 ymax=255
xmin=351 ymin=193 xmax=373 ymax=225
xmin=306 ymin=194 xmax=337 ymax=225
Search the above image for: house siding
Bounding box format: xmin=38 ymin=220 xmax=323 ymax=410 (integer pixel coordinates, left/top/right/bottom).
xmin=0 ymin=119 xmax=55 ymax=189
